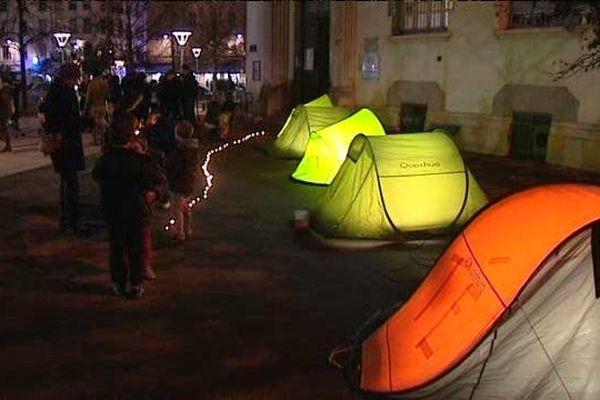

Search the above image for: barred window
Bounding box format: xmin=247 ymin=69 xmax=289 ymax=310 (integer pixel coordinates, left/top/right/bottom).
xmin=509 ymin=1 xmax=579 ymax=29
xmin=2 ymin=46 xmax=10 ymax=61
xmin=391 ymin=0 xmax=453 ymax=35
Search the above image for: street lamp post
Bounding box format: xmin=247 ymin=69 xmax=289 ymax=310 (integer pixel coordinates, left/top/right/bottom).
xmin=172 ymin=30 xmax=192 ymax=72
xmin=53 ymin=32 xmax=71 ymax=63
xmin=191 ymin=47 xmax=202 ymax=74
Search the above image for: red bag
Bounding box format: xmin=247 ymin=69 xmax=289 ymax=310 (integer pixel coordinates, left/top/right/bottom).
xmin=40 ymin=134 xmax=63 ymax=156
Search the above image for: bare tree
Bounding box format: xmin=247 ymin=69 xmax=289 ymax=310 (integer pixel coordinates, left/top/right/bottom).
xmin=0 ymin=0 xmax=49 ymax=109
xmin=192 ymin=1 xmax=245 ymax=77
xmin=92 ymin=0 xmax=151 ymax=69
xmin=554 ymin=1 xmax=600 ymax=80
xmin=144 ymin=1 xmax=244 ymax=77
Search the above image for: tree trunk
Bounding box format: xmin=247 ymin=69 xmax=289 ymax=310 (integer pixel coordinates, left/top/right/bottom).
xmin=17 ymin=0 xmax=28 ymax=110
xmin=125 ymin=2 xmax=134 ymax=68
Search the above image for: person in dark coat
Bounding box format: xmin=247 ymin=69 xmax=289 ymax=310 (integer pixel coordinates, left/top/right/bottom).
xmin=157 ymin=70 xmax=181 ymax=122
xmin=179 ymin=65 xmax=198 ymax=125
xmin=166 ymin=120 xmax=200 ymax=241
xmin=92 ymin=110 xmax=166 ymax=298
xmin=44 ymin=63 xmax=85 ymax=234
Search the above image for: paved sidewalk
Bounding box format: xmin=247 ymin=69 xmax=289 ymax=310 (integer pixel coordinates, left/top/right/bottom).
xmin=0 ymin=116 xmax=101 ymax=178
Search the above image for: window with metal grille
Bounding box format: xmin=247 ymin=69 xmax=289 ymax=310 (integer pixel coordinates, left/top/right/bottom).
xmin=68 ymin=1 xmax=76 ymax=11
xmin=509 ymin=1 xmax=579 ymax=29
xmin=509 ymin=111 xmax=552 ymax=162
xmin=0 ymin=1 xmax=7 ymax=12
xmin=400 ymin=103 xmax=428 ymax=132
xmin=38 ymin=0 xmax=48 ymax=12
xmin=2 ymin=46 xmax=10 ymax=61
xmin=391 ymin=0 xmax=453 ymax=35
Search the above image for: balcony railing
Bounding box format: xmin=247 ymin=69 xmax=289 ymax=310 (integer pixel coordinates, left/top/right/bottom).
xmin=509 ymin=1 xmax=581 ymax=29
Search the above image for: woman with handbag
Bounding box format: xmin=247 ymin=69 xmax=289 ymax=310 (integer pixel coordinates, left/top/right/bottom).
xmin=43 ymin=63 xmax=85 ymax=235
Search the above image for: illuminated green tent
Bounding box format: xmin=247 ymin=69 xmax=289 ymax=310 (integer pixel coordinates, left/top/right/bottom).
xmin=303 ymin=94 xmax=333 ymax=107
xmin=312 ymin=133 xmax=488 ymax=239
xmin=291 ymin=108 xmax=386 ymax=185
xmin=272 ymin=106 xmax=352 ymax=159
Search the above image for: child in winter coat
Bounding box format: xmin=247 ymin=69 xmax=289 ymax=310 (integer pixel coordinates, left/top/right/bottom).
xmin=92 ymin=110 xmax=166 ymax=298
xmin=166 ymin=120 xmax=200 ymax=241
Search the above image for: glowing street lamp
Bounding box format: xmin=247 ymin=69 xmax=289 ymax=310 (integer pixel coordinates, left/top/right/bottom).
xmin=191 ymin=47 xmax=202 ymax=73
xmin=53 ymin=32 xmax=71 ymax=63
xmin=172 ymin=30 xmax=192 ymax=72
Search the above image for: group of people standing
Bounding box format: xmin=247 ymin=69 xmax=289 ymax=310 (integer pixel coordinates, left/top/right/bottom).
xmin=43 ymin=62 xmax=216 ymax=299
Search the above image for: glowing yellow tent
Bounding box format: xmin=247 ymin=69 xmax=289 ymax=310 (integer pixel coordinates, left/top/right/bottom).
xmin=312 ymin=133 xmax=487 ymax=238
xmin=303 ymin=94 xmax=333 ymax=107
xmin=291 ymin=108 xmax=386 ymax=185
xmin=334 ymin=183 xmax=600 ymax=399
xmin=272 ymin=106 xmax=352 ymax=159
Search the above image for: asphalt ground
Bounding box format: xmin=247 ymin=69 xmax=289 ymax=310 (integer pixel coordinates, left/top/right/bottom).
xmin=0 ymin=130 xmax=599 ymax=398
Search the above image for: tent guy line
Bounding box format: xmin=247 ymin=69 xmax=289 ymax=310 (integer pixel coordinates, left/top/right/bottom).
xmin=163 ymin=130 xmax=267 ymax=232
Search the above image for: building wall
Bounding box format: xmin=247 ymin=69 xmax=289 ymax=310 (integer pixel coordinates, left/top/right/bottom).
xmin=347 ymin=1 xmax=600 ymax=171
xmin=245 ymin=2 xmax=297 ymax=117
xmin=245 ymin=1 xmax=272 ymax=105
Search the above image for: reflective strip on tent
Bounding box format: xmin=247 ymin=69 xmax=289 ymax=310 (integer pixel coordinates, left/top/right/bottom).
xmin=360 ymin=184 xmax=600 ymax=394
xmin=291 ymin=108 xmax=386 ymax=185
xmin=312 ymin=133 xmax=487 ymax=238
xmin=273 ymin=106 xmax=352 ymax=159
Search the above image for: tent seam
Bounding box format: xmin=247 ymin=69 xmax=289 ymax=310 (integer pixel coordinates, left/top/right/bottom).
xmin=468 ymin=329 xmax=498 ymax=400
xmin=371 ymin=143 xmax=402 ymax=234
xmin=386 ymin=322 xmax=393 ymax=392
xmin=522 ymin=309 xmax=573 ymax=399
xmin=336 ymin=163 xmax=377 ymax=230
xmin=462 ymin=234 xmax=507 ymax=308
xmin=450 ymin=153 xmax=471 ymax=230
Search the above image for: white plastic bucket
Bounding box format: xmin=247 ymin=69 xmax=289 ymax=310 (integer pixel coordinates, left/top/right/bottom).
xmin=293 ymin=209 xmax=310 ymax=230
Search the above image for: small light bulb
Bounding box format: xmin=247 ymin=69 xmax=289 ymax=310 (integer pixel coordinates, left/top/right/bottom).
xmin=169 ymin=218 xmax=175 ymax=225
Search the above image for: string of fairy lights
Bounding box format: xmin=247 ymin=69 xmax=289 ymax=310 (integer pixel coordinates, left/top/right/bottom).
xmin=163 ymin=130 xmax=266 ymax=232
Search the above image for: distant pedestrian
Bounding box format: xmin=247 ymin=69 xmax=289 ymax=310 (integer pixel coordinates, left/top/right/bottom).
xmin=0 ymin=75 xmax=14 ymax=152
xmin=9 ymin=77 xmax=21 ymax=136
xmin=205 ymin=89 xmax=234 ymax=142
xmin=166 ymin=120 xmax=200 ymax=242
xmin=43 ymin=63 xmax=85 ymax=234
xmin=107 ymin=74 xmax=122 ymax=110
xmin=85 ymin=68 xmax=110 ymax=146
xmin=158 ymin=70 xmax=181 ymax=122
xmin=92 ymin=110 xmax=166 ymax=298
xmin=179 ymin=65 xmax=199 ymax=125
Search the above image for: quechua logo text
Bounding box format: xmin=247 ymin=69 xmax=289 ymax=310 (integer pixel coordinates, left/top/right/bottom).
xmin=400 ymin=160 xmax=441 ymax=169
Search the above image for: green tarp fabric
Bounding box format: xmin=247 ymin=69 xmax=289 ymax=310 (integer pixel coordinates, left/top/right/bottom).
xmin=291 ymin=108 xmax=386 ymax=185
xmin=312 ymin=133 xmax=488 ymax=239
xmin=272 ymin=106 xmax=352 ymax=159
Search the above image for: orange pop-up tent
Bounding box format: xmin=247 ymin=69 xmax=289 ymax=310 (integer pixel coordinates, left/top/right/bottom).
xmin=337 ymin=184 xmax=600 ymax=399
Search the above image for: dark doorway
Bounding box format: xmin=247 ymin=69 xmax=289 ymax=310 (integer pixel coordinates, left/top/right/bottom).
xmin=298 ymin=1 xmax=330 ymax=103
xmin=510 ymin=111 xmax=552 ymax=162
xmin=399 ymin=103 xmax=428 ymax=133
